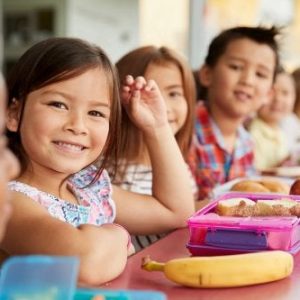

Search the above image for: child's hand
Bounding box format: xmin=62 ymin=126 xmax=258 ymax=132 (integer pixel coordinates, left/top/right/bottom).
xmin=127 ymin=242 xmax=135 ymax=256
xmin=121 ymin=75 xmax=168 ymax=134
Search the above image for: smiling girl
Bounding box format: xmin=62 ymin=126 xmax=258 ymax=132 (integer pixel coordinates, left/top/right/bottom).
xmin=113 ymin=46 xmax=197 ymax=251
xmin=1 ymin=38 xmax=194 ymax=286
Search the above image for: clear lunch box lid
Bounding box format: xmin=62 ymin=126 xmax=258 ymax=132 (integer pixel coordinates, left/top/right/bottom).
xmin=0 ymin=255 xmax=79 ymax=300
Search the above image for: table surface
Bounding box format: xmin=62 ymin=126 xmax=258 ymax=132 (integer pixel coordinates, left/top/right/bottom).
xmin=102 ymin=228 xmax=300 ymax=300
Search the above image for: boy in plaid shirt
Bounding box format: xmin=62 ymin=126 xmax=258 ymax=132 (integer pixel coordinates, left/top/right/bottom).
xmin=189 ymin=26 xmax=280 ymax=200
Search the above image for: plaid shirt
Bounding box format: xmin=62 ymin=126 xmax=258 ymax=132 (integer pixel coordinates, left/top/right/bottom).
xmin=188 ymin=102 xmax=256 ymax=200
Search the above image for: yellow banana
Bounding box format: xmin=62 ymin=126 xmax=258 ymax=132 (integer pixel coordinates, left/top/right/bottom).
xmin=141 ymin=251 xmax=293 ymax=288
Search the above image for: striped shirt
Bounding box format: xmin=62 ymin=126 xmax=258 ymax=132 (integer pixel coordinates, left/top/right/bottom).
xmin=188 ymin=101 xmax=256 ymax=200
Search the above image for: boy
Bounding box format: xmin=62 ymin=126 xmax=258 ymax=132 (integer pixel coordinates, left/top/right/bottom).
xmin=189 ymin=26 xmax=280 ymax=200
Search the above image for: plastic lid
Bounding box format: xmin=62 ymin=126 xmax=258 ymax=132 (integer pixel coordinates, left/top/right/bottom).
xmin=0 ymin=255 xmax=79 ymax=300
xmin=74 ymin=288 xmax=166 ymax=300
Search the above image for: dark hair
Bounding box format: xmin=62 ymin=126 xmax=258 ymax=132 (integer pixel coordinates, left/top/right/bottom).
xmin=204 ymin=26 xmax=281 ymax=77
xmin=6 ymin=37 xmax=121 ymax=180
xmin=116 ymin=45 xmax=196 ymax=163
xmin=193 ymin=69 xmax=207 ymax=101
xmin=292 ymin=67 xmax=300 ymax=114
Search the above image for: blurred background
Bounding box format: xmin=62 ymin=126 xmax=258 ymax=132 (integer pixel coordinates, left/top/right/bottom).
xmin=1 ymin=0 xmax=300 ymax=76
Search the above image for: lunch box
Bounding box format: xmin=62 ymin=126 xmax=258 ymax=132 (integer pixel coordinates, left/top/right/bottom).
xmin=0 ymin=255 xmax=166 ymax=300
xmin=187 ymin=192 xmax=300 ymax=256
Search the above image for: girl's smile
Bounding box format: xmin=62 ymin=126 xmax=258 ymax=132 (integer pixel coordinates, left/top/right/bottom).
xmin=52 ymin=140 xmax=87 ymax=154
xmin=9 ymin=68 xmax=111 ymax=179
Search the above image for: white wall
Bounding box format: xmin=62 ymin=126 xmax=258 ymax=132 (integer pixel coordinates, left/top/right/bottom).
xmin=139 ymin=0 xmax=189 ymax=58
xmin=65 ymin=0 xmax=139 ymax=62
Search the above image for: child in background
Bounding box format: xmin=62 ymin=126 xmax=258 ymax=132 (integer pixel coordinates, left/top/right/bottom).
xmin=0 ymin=74 xmax=20 ymax=242
xmin=278 ymin=69 xmax=300 ymax=164
xmin=249 ymin=69 xmax=292 ymax=171
xmin=188 ymin=26 xmax=280 ymax=200
xmin=1 ymin=38 xmax=194 ymax=286
xmin=114 ymin=46 xmax=196 ymax=251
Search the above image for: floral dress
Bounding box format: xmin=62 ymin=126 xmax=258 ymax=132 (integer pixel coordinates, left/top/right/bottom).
xmin=8 ymin=165 xmax=116 ymax=227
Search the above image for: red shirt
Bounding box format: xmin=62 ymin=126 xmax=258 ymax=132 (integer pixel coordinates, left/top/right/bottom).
xmin=188 ymin=102 xmax=256 ymax=200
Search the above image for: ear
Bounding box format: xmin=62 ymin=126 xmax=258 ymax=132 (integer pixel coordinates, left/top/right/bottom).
xmin=6 ymin=98 xmax=22 ymax=132
xmin=199 ymin=65 xmax=213 ymax=87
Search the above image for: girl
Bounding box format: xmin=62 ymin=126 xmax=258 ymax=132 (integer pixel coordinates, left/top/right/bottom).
xmin=250 ymin=68 xmax=296 ymax=170
xmin=1 ymin=38 xmax=194 ymax=286
xmin=113 ymin=46 xmax=197 ymax=251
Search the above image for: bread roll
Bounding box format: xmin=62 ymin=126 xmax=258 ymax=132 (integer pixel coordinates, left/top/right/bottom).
xmin=258 ymin=179 xmax=290 ymax=194
xmin=230 ymin=180 xmax=269 ymax=193
xmin=230 ymin=179 xmax=289 ymax=194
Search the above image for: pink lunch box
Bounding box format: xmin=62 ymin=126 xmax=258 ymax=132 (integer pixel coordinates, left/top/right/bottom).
xmin=187 ymin=192 xmax=300 ymax=256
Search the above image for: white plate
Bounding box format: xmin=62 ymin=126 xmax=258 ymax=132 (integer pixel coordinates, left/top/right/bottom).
xmin=275 ymin=167 xmax=300 ymax=178
xmin=211 ymin=176 xmax=294 ymax=199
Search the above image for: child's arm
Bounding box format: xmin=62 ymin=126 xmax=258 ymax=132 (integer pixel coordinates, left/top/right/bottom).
xmin=114 ymin=76 xmax=195 ymax=234
xmin=1 ymin=192 xmax=130 ymax=286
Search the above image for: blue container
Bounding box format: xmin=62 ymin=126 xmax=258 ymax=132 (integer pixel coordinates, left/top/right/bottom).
xmin=0 ymin=255 xmax=79 ymax=300
xmin=74 ymin=288 xmax=166 ymax=300
xmin=0 ymin=255 xmax=166 ymax=300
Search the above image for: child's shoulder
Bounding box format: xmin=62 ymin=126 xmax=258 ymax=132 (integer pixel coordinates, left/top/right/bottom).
xmin=8 ymin=181 xmax=42 ymax=200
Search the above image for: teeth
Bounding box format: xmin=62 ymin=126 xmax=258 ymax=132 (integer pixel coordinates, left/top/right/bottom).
xmin=235 ymin=92 xmax=249 ymax=101
xmin=56 ymin=141 xmax=83 ymax=152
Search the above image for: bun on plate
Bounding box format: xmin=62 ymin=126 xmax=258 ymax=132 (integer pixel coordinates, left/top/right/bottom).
xmin=230 ymin=179 xmax=289 ymax=194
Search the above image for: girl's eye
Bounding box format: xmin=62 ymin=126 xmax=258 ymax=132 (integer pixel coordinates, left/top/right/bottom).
xmin=170 ymin=91 xmax=182 ymax=98
xmin=89 ymin=110 xmax=106 ymax=118
xmin=229 ymin=64 xmax=242 ymax=71
xmin=256 ymin=72 xmax=268 ymax=79
xmin=48 ymin=101 xmax=67 ymax=109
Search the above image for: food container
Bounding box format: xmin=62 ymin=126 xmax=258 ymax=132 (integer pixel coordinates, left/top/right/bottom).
xmin=187 ymin=192 xmax=300 ymax=256
xmin=0 ymin=255 xmax=79 ymax=300
xmin=0 ymin=256 xmax=167 ymax=300
xmin=74 ymin=289 xmax=166 ymax=300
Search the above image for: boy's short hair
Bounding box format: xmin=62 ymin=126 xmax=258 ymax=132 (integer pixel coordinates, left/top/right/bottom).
xmin=204 ymin=26 xmax=281 ymax=77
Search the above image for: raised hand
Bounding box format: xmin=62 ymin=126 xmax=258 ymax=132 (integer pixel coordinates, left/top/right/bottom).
xmin=120 ymin=75 xmax=168 ymax=134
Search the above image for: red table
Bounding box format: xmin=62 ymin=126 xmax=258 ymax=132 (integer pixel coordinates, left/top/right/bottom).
xmin=102 ymin=228 xmax=300 ymax=300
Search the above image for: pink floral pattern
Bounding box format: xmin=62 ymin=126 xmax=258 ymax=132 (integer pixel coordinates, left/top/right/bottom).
xmin=8 ymin=165 xmax=116 ymax=227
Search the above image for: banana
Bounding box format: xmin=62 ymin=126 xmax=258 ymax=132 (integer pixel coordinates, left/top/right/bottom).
xmin=141 ymin=251 xmax=293 ymax=288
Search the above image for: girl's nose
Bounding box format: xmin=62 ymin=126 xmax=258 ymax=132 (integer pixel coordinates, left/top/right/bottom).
xmin=164 ymin=97 xmax=172 ymax=112
xmin=64 ymin=112 xmax=88 ymax=135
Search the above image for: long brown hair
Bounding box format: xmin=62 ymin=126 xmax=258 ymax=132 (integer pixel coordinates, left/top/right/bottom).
xmin=6 ymin=37 xmax=121 ymax=180
xmin=292 ymin=67 xmax=300 ymax=118
xmin=116 ymin=46 xmax=196 ymax=168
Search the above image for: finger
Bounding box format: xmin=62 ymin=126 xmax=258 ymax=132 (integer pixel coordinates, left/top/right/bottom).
xmin=144 ymin=79 xmax=157 ymax=92
xmin=131 ymin=89 xmax=140 ymax=101
xmin=120 ymin=92 xmax=131 ymax=106
xmin=134 ymin=76 xmax=146 ymax=90
xmin=121 ymin=85 xmax=131 ymax=93
xmin=124 ymin=75 xmax=134 ymax=85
